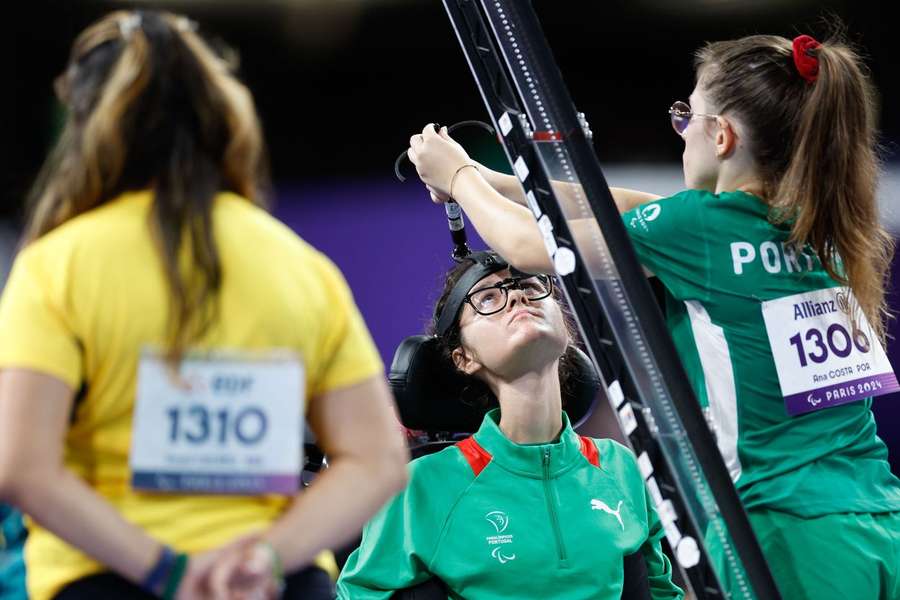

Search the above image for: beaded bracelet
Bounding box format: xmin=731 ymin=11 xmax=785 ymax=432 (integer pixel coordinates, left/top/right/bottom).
xmin=161 ymin=553 xmax=189 ymax=600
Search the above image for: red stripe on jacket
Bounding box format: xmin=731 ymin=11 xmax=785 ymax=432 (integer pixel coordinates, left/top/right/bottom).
xmin=579 ymin=435 xmax=600 ymax=468
xmin=456 ymin=437 xmax=493 ymax=476
xmin=456 ymin=435 xmax=599 ymax=474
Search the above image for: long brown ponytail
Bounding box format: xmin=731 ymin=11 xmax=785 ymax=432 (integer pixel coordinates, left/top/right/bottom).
xmin=696 ymin=29 xmax=892 ymax=341
xmin=26 ymin=10 xmax=269 ymax=361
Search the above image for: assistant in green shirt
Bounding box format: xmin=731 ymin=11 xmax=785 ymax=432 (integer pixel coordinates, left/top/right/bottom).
xmin=623 ymin=189 xmax=900 ymax=517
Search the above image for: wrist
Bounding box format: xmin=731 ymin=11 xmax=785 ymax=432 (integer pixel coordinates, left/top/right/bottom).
xmin=141 ymin=545 xmax=176 ymax=597
xmin=258 ymin=541 xmax=286 ymax=594
xmin=448 ymin=163 xmax=479 ymax=201
xmin=161 ymin=553 xmax=189 ymax=600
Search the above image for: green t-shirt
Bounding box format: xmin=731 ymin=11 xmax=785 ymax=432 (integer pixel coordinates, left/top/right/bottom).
xmin=623 ymin=189 xmax=900 ymax=516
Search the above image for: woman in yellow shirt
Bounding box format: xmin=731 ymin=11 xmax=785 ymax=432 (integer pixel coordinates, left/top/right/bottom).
xmin=0 ymin=10 xmax=407 ymax=600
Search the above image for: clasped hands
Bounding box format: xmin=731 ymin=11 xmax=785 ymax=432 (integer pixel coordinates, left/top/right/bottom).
xmin=175 ymin=535 xmax=283 ymax=600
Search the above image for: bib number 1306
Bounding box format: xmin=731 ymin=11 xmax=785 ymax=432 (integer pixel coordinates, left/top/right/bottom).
xmin=788 ymin=323 xmax=870 ymax=368
xmin=762 ymin=287 xmax=898 ymax=416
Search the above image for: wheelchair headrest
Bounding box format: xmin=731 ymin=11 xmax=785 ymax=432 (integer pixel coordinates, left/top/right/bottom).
xmin=389 ymin=335 xmax=601 ymax=433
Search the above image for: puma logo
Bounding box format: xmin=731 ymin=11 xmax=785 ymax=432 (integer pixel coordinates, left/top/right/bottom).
xmin=591 ymin=499 xmax=624 ymax=530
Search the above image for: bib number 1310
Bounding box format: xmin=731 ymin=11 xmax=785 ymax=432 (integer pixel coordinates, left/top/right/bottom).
xmin=130 ymin=351 xmax=304 ymax=495
xmin=166 ymin=405 xmax=268 ymax=446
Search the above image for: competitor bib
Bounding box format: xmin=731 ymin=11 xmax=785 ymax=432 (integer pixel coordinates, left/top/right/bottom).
xmin=130 ymin=350 xmax=304 ymax=495
xmin=762 ymin=287 xmax=899 ymax=416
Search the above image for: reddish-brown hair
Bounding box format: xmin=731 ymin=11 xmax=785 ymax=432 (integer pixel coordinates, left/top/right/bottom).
xmin=696 ymin=30 xmax=891 ymax=340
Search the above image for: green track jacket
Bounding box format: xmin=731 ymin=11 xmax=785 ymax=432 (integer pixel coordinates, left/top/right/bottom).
xmin=337 ymin=410 xmax=683 ymax=599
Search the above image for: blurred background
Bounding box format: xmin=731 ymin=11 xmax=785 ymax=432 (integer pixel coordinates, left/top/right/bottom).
xmin=3 ymin=0 xmax=898 ymax=474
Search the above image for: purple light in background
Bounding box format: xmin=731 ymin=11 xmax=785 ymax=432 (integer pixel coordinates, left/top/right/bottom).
xmin=274 ymin=178 xmax=488 ymax=365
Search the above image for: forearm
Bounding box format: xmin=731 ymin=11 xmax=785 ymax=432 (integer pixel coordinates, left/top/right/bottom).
xmin=263 ymin=453 xmax=407 ymax=573
xmin=452 ymin=168 xmax=554 ymax=273
xmin=476 ymin=165 xmax=527 ymax=205
xmin=12 ymin=469 xmax=160 ymax=583
xmin=478 ymin=165 xmax=659 ymax=214
xmin=476 ymin=165 xmax=588 ymax=214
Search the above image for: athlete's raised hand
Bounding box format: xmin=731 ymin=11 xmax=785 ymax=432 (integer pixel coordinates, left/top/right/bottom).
xmin=407 ymin=124 xmax=474 ymax=200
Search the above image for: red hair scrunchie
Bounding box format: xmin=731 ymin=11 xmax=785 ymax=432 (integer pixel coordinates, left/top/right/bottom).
xmin=792 ymin=34 xmax=821 ymax=83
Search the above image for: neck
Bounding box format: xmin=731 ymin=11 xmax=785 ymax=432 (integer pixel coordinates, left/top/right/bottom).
xmin=494 ymin=362 xmax=563 ymax=444
xmin=714 ymin=153 xmax=766 ymax=199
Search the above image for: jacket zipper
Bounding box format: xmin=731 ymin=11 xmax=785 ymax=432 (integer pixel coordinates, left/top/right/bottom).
xmin=542 ymin=447 xmax=567 ymax=563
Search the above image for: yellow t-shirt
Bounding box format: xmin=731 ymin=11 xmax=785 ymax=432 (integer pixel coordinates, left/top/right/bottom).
xmin=0 ymin=190 xmax=383 ymax=599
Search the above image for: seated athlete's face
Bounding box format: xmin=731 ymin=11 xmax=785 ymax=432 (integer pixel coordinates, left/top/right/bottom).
xmin=452 ymin=269 xmax=569 ymax=381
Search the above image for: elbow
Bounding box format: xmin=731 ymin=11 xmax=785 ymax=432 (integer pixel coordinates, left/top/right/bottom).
xmin=331 ymin=435 xmax=408 ymax=500
xmin=0 ymin=472 xmax=13 ymax=504
xmin=378 ymin=445 xmax=410 ymax=496
xmin=0 ymin=453 xmax=19 ymax=503
xmin=364 ymin=442 xmax=409 ymax=499
xmin=505 ymin=231 xmax=554 ymax=275
xmin=0 ymin=460 xmax=30 ymax=506
xmin=0 ymin=455 xmax=55 ymax=508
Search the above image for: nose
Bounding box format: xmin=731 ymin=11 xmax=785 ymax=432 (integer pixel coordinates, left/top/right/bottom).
xmin=506 ymin=287 xmax=531 ymax=310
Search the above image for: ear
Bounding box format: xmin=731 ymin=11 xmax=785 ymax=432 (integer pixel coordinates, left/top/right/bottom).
xmin=451 ymin=346 xmax=482 ymax=376
xmin=714 ymin=117 xmax=737 ymax=159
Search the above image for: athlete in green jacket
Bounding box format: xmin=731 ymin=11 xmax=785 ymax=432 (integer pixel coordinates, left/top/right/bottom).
xmin=404 ymin=29 xmax=900 ymax=600
xmin=338 ymin=410 xmax=681 ymax=600
xmin=338 ymin=255 xmax=683 ymax=599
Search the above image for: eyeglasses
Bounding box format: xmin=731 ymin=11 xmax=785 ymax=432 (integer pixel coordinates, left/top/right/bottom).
xmin=464 ymin=275 xmax=553 ymax=316
xmin=668 ymin=101 xmax=719 ymax=137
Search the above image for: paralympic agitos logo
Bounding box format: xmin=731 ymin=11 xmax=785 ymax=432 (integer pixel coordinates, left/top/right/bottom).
xmin=484 ymin=511 xmax=516 ymax=564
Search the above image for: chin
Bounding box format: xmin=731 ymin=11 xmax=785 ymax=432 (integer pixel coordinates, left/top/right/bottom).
xmin=509 ymin=318 xmax=552 ymax=340
xmin=512 ymin=326 xmax=567 ymax=357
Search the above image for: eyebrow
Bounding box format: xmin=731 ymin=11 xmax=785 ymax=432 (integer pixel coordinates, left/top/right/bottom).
xmin=470 ymin=279 xmax=503 ymax=294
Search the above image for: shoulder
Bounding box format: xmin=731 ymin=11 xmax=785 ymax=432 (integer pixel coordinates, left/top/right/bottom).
xmin=590 ymin=438 xmax=653 ymax=513
xmin=651 ymin=188 xmax=749 ymax=214
xmin=407 ymin=443 xmax=485 ymax=488
xmin=372 ymin=444 xmax=483 ymax=521
xmin=652 ymin=189 xmax=716 ymax=214
xmin=591 ymin=437 xmax=635 ymax=463
xmin=591 ymin=438 xmax=643 ymax=484
xmin=215 ymin=192 xmax=314 ymax=255
xmin=20 ymin=195 xmax=144 ymax=264
xmin=407 ymin=444 xmax=492 ymax=510
xmin=215 ymin=193 xmax=348 ymax=287
xmin=623 ymin=189 xmax=713 ymax=234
